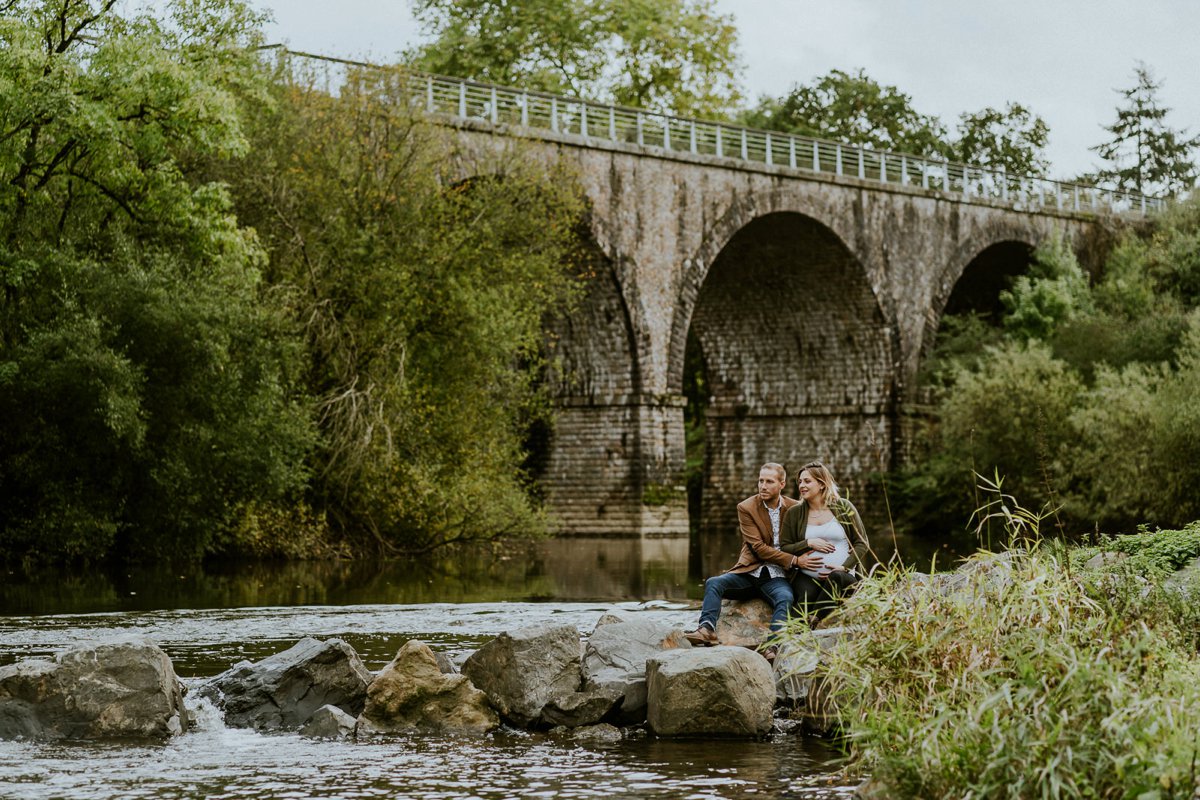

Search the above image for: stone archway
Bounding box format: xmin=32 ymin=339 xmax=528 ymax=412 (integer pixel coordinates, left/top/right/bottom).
xmin=943 ymin=240 xmax=1037 ymax=322
xmin=679 ymin=211 xmax=895 ymax=564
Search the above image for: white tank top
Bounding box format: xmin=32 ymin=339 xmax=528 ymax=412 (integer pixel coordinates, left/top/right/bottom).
xmin=801 ymin=517 xmax=850 ymax=578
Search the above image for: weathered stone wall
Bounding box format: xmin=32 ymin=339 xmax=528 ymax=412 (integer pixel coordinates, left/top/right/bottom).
xmin=448 ymin=121 xmax=1104 ymax=539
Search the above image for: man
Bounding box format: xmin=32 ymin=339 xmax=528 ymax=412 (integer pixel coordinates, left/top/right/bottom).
xmin=685 ymin=462 xmax=823 ymax=662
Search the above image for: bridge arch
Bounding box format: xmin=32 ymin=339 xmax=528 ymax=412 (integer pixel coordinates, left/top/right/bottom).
xmin=918 ymin=222 xmax=1049 ymax=375
xmin=675 ymin=206 xmax=896 ymax=550
xmin=539 ymin=218 xmax=647 ymax=535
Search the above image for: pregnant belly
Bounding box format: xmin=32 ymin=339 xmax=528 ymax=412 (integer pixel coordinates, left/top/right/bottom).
xmin=801 ymin=542 xmax=851 ymax=577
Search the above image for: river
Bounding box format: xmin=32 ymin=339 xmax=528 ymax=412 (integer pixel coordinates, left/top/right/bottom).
xmin=0 ymin=538 xmax=866 ymax=799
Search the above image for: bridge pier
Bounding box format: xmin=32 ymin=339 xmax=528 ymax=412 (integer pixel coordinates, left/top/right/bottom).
xmin=541 ymin=398 xmax=688 ymax=538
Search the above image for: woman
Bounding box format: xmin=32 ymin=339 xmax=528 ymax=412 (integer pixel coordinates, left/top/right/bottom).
xmin=780 ymin=460 xmax=871 ymax=622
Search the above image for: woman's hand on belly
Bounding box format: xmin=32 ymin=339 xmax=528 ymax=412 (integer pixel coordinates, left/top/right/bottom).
xmin=806 ymin=537 xmax=836 ymax=553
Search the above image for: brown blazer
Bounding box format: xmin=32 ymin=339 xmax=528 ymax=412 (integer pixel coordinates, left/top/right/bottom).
xmin=726 ymin=493 xmax=801 ymax=574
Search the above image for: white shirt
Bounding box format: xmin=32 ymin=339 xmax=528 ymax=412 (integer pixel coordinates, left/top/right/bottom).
xmin=754 ymin=499 xmax=784 ymax=580
xmin=800 ymin=517 xmax=851 ymax=578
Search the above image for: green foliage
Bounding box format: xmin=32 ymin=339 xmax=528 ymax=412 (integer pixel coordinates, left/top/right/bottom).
xmin=1001 ymin=234 xmax=1094 ymax=341
xmin=915 ymin=312 xmax=995 ymax=390
xmin=743 ymin=68 xmax=948 ymax=157
xmin=817 ymin=547 xmax=1200 ymax=799
xmin=745 ymin=70 xmax=1051 ymax=177
xmin=222 ymin=57 xmax=587 ymax=554
xmin=0 ymin=1 xmax=314 ymax=563
xmin=411 ymin=0 xmax=742 ymax=117
xmin=1091 ymin=63 xmax=1199 ymax=196
xmin=641 ymin=482 xmax=681 ymax=507
xmin=1077 ymin=522 xmax=1200 ymax=577
xmin=903 ymin=340 xmax=1082 ymax=532
xmin=953 ymin=103 xmax=1050 ymax=177
xmin=219 ymin=502 xmax=342 ymax=561
xmin=904 ymin=196 xmax=1200 ymax=536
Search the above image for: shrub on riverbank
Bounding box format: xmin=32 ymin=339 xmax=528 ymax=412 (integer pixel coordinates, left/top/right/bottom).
xmin=220 ymin=56 xmax=586 ymax=555
xmin=818 ymin=539 xmax=1200 ymax=799
xmin=0 ymin=2 xmax=587 ymax=564
xmin=899 ymin=200 xmax=1200 ymax=537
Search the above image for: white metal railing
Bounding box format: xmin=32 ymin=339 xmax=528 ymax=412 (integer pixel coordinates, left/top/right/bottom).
xmin=276 ymin=48 xmax=1166 ymax=218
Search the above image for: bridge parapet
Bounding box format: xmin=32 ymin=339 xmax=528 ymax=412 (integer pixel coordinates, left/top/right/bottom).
xmin=275 ymin=47 xmax=1165 ymax=219
xmin=271 ymin=48 xmax=1139 ymax=541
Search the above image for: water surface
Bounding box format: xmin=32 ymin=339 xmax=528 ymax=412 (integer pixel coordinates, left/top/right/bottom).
xmin=0 ymin=538 xmax=860 ymax=799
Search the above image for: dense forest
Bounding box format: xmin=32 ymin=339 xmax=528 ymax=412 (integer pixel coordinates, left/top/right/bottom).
xmin=1 ymin=0 xmax=1197 ymax=565
xmin=0 ymin=0 xmax=585 ymax=563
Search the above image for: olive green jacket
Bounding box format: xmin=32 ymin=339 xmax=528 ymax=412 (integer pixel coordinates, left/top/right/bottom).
xmin=780 ymin=497 xmax=871 ymax=572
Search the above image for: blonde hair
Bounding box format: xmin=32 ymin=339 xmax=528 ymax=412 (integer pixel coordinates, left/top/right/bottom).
xmin=796 ymin=460 xmax=839 ymax=508
xmin=760 ymin=462 xmax=787 ymax=483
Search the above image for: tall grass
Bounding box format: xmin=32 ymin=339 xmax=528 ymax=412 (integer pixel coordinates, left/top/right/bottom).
xmin=814 ymin=522 xmax=1200 ymax=798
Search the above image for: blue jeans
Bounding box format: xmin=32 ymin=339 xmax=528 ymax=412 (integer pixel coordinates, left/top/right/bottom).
xmin=697 ymin=571 xmax=795 ymax=636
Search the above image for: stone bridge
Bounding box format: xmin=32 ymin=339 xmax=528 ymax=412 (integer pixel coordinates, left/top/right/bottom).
xmin=414 ymin=72 xmax=1144 ymax=543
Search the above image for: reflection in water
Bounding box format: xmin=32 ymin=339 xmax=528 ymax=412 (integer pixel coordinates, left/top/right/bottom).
xmin=0 ymin=537 xmax=695 ymax=617
xmin=1 ymin=527 xmax=957 ymax=619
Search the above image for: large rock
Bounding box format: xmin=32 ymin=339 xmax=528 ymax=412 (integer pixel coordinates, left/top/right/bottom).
xmin=646 ymin=647 xmax=774 ymax=737
xmin=0 ymin=638 xmax=187 ymax=741
xmin=358 ymin=640 xmax=497 ymax=734
xmin=774 ymin=626 xmax=850 ymax=705
xmin=461 ymin=624 xmax=582 ymax=728
xmin=582 ymin=617 xmax=692 ymax=721
xmin=550 ymin=722 xmax=623 ymax=744
xmin=196 ymin=637 xmax=371 ymax=731
xmin=714 ymin=599 xmax=772 ymax=648
xmin=540 ymin=684 xmax=624 ymax=727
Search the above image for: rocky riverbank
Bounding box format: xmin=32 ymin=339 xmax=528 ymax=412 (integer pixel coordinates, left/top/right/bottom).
xmin=0 ymin=600 xmax=844 ymax=742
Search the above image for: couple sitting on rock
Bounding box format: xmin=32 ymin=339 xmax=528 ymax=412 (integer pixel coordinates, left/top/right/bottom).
xmin=685 ymin=461 xmax=870 ymax=663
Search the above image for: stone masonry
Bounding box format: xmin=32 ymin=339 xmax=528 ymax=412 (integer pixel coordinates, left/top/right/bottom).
xmin=446 ymin=118 xmax=1108 ymax=539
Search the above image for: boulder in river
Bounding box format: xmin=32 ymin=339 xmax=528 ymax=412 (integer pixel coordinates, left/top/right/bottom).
xmin=462 ymin=623 xmax=582 ymax=728
xmin=550 ymin=722 xmax=624 ymax=744
xmin=540 ymin=683 xmax=624 ymax=728
xmin=645 ymin=647 xmax=774 ymax=737
xmin=581 ymin=616 xmax=692 ymax=722
xmin=196 ymin=637 xmax=371 ymax=731
xmin=358 ymin=640 xmax=498 ymax=734
xmin=0 ymin=637 xmax=187 ymax=741
xmin=300 ymin=704 xmax=357 ymax=740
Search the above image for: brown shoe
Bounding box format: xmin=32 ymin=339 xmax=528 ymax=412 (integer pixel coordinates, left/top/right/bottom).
xmin=760 ymin=645 xmax=779 ymax=664
xmin=684 ymin=626 xmax=718 ymax=647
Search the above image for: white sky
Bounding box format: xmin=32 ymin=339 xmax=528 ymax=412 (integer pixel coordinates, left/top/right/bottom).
xmin=246 ymin=0 xmax=1200 ymax=181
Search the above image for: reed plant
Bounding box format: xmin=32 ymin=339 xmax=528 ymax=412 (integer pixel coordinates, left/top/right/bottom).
xmin=812 ymin=502 xmax=1200 ymax=798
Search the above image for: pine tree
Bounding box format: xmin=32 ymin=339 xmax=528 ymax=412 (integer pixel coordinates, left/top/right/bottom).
xmin=1092 ymin=63 xmax=1199 ymax=196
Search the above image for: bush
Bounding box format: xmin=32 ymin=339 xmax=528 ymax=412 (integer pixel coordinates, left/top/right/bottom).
xmin=222 ymin=59 xmax=588 ymax=553
xmin=898 ymin=341 xmax=1081 ymax=534
xmin=1070 ymin=521 xmax=1200 ymax=578
xmin=819 ymin=548 xmax=1200 ymax=799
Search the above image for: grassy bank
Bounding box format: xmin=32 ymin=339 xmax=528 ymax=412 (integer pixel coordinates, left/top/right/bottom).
xmin=813 ymin=523 xmax=1200 ymax=799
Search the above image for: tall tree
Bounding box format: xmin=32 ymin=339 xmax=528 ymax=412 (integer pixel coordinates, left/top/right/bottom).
xmin=0 ymin=0 xmax=314 ymax=563
xmin=221 ymin=57 xmax=588 ymax=554
xmin=742 ymin=68 xmax=949 ymax=157
xmin=954 ymin=103 xmax=1050 ymax=178
xmin=1092 ymin=63 xmax=1199 ymax=195
xmin=746 ymin=69 xmax=1052 ymax=177
xmin=410 ymin=0 xmax=742 ymax=117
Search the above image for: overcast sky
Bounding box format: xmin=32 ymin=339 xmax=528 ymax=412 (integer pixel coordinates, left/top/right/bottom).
xmin=245 ymin=0 xmax=1200 ymax=181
